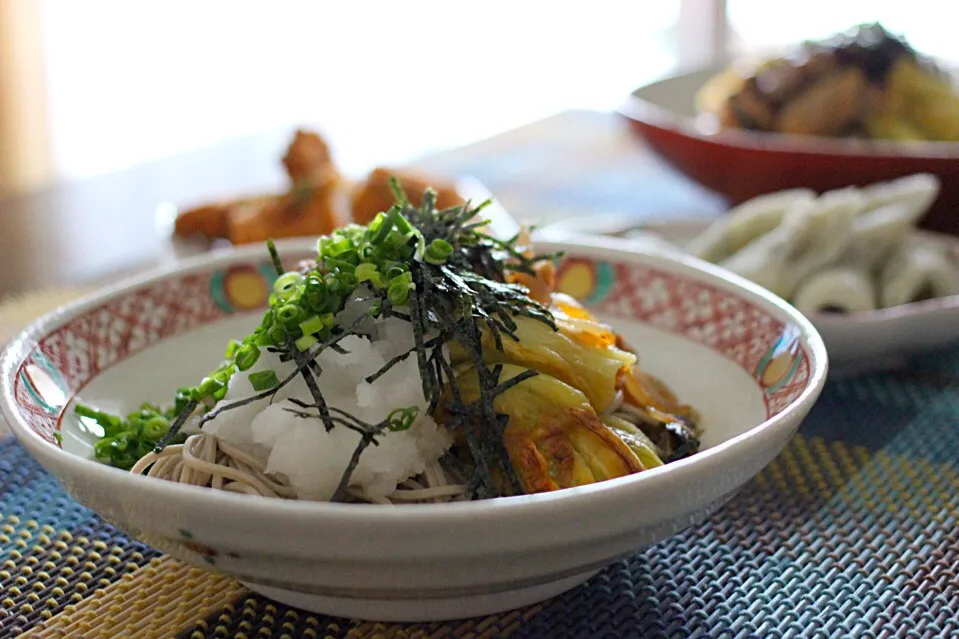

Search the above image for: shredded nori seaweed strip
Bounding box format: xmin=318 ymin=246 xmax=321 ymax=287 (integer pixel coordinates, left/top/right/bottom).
xmin=151 ymin=399 xmax=199 ymax=453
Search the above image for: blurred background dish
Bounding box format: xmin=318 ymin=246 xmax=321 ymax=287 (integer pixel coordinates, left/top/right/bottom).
xmin=619 ymin=22 xmax=959 ymax=236
xmin=541 ymin=175 xmax=959 ymax=373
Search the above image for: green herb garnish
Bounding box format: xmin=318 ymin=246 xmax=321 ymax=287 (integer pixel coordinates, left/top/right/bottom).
xmin=76 ymin=400 xmax=186 ymax=470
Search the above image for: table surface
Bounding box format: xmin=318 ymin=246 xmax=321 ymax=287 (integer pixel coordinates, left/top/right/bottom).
xmin=2 ymin=110 xmax=958 ymax=639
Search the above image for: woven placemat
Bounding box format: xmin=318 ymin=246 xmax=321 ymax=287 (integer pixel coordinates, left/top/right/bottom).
xmin=1 ymin=350 xmax=958 ymax=638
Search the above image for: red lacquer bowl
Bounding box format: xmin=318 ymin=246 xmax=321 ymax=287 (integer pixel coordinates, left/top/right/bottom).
xmin=618 ymin=67 xmax=959 ymax=236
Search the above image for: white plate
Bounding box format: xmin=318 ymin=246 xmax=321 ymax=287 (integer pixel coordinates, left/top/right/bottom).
xmin=540 ymin=218 xmax=959 ymax=373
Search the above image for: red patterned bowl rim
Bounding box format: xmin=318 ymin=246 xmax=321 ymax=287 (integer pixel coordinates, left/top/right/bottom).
xmin=0 ymin=235 xmax=829 ymax=520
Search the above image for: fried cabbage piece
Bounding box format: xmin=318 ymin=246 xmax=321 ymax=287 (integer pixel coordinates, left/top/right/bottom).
xmin=449 ymin=302 xmax=635 ymax=415
xmin=448 ymin=364 xmax=645 ymax=494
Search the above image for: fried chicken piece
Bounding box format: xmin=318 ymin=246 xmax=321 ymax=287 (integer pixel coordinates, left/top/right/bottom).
xmin=351 ymin=167 xmax=465 ymax=225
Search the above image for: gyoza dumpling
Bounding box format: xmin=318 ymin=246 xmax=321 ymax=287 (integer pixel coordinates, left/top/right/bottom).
xmin=859 ymin=173 xmax=940 ymax=216
xmin=687 ymin=188 xmax=817 ymax=263
xmin=879 ymin=240 xmax=959 ymax=307
xmin=718 ymin=198 xmax=818 ymax=296
xmin=775 ymin=187 xmax=863 ymax=299
xmin=792 ymin=267 xmax=877 ymax=315
xmin=844 ymin=174 xmax=941 ymax=271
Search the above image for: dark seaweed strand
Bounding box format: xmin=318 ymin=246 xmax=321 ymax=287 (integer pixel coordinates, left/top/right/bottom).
xmin=331 ymin=432 xmax=377 ymax=502
xmin=405 ymin=267 xmax=438 ymax=402
xmin=354 ymin=181 xmax=563 ymax=498
xmin=152 ymin=399 xmax=199 ymax=453
xmin=291 ymin=345 xmax=335 ymax=433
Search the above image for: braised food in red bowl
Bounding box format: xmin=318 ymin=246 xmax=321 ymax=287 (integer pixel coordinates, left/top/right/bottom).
xmin=619 ymin=24 xmax=959 ymax=235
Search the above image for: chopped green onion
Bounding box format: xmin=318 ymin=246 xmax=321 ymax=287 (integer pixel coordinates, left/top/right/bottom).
xmin=324 ymin=257 xmax=356 ymax=273
xmin=273 ymin=272 xmax=304 ymax=300
xmin=390 ymin=271 xmax=413 ymax=286
xmin=235 ymin=344 xmax=261 ymax=371
xmin=142 ymin=416 xmax=170 ymax=441
xmin=75 ymin=404 xmax=122 ymax=430
xmin=276 ymin=304 xmax=302 ymax=324
xmin=266 ymin=240 xmax=285 ymax=276
xmin=371 ymin=214 xmax=394 ymax=244
xmin=224 ymin=339 xmax=241 ymax=359
xmin=268 ymin=325 xmax=289 ymax=345
xmin=354 ymin=262 xmax=377 ymax=281
xmin=174 ymin=387 xmax=194 ymax=414
xmin=408 ymin=230 xmax=427 ymax=261
xmin=358 ymin=243 xmax=377 ymax=261
xmin=197 ymin=376 xmax=222 ymax=398
xmin=387 ymin=406 xmax=419 ymax=431
xmin=354 ymin=263 xmax=386 ymax=288
xmin=388 ymin=208 xmax=413 ymax=235
xmin=249 ymin=370 xmax=280 ymax=392
xmin=384 ymin=263 xmax=407 ymax=280
xmin=338 ymin=272 xmax=358 ymax=290
xmin=429 ymin=239 xmax=453 ymax=258
xmin=387 ymin=177 xmax=408 ymax=205
xmin=388 ymin=283 xmax=410 ymax=306
xmin=299 ymin=315 xmax=325 ymax=336
xmin=295 ymin=333 xmax=318 ymax=352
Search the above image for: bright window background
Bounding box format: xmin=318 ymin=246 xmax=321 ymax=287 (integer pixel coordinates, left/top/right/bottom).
xmin=727 ymin=0 xmax=958 ymax=65
xmin=38 ymin=1 xmax=681 ymax=181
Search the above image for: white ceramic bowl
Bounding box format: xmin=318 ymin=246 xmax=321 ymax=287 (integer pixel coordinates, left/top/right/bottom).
xmin=0 ymin=235 xmax=828 ymax=622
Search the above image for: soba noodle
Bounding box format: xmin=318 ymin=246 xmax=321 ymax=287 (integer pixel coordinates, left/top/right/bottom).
xmin=131 ymin=433 xmax=470 ymax=504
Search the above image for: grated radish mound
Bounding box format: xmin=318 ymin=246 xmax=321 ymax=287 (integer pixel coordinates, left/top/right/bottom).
xmin=200 ymin=304 xmax=452 ymax=501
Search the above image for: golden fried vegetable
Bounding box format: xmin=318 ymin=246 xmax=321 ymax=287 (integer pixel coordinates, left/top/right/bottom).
xmin=620 ymin=366 xmax=698 ymax=427
xmin=601 ymin=415 xmax=664 ymax=471
xmin=506 ymin=260 xmax=556 ymax=305
xmin=617 ymin=366 xmax=700 ymax=462
xmin=449 ymin=311 xmax=635 ymax=414
xmin=449 ymin=364 xmax=644 ymax=494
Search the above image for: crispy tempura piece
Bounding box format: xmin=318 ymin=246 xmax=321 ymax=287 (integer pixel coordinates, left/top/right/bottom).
xmin=174 ymin=195 xmax=276 ymax=240
xmin=282 ymin=129 xmax=338 ymax=184
xmin=173 ymin=203 xmax=231 ymax=239
xmin=227 ymin=180 xmax=344 ymax=245
xmin=351 ymin=167 xmax=464 ymax=225
xmin=174 ymin=129 xmax=342 ymax=242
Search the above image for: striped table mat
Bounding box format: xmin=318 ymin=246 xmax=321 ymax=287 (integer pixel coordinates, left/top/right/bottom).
xmin=2 ymin=110 xmax=958 ymax=637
